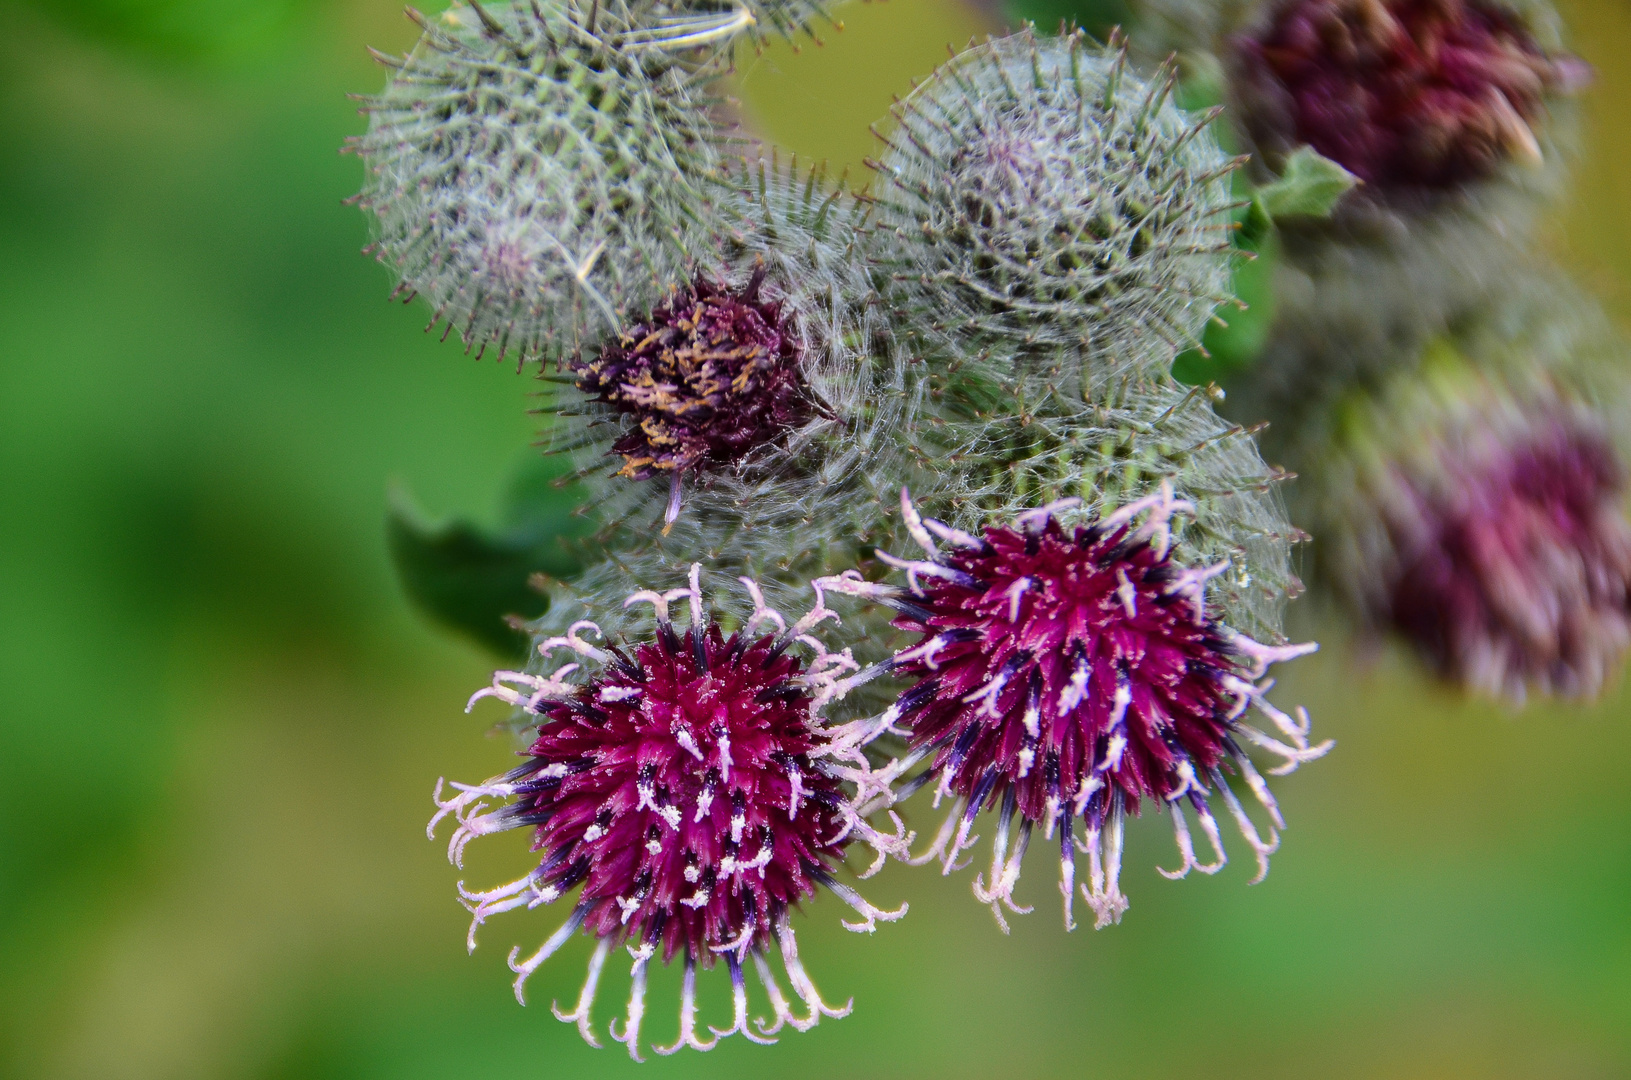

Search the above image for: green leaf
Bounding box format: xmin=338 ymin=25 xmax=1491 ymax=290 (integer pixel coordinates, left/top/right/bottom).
xmin=1252 ymin=146 xmax=1360 ymax=221
xmin=387 ymin=455 xmax=595 ymax=658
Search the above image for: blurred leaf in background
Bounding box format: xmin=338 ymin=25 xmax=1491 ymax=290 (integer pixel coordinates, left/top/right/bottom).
xmin=388 ymin=455 xmax=593 ymax=658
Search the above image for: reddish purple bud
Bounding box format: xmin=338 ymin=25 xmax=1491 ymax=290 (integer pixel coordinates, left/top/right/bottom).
xmin=573 ymin=268 xmax=808 ymax=482
xmin=1381 ymin=417 xmax=1631 ymax=699
xmin=873 ymin=489 xmax=1328 ymax=932
xmin=432 ymin=573 xmax=904 ymax=1058
xmin=1233 ymin=0 xmax=1589 ymax=190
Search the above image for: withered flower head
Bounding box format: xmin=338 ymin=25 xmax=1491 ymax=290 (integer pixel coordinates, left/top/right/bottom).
xmin=1233 ymin=0 xmax=1590 ymax=191
xmin=574 ymin=268 xmax=809 ymax=489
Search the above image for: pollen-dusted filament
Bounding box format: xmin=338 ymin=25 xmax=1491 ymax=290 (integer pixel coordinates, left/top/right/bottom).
xmin=830 ymin=487 xmax=1331 ymax=933
xmin=429 ymin=566 xmax=906 ymax=1058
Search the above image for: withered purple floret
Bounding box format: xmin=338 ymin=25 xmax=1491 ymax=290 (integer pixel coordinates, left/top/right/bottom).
xmin=1233 ymin=0 xmax=1590 ymax=191
xmin=574 ymin=268 xmax=808 ymax=482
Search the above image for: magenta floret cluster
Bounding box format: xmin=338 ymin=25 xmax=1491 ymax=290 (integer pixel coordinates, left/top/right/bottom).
xmin=431 ymin=574 xmax=905 ymax=1058
xmin=825 ymin=489 xmax=1330 ymax=932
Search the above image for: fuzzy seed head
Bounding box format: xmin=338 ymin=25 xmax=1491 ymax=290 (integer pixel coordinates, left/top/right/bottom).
xmin=352 ymin=0 xmax=725 ymax=364
xmin=574 ymin=268 xmax=810 ymax=480
xmin=871 ymin=28 xmax=1238 ymax=379
xmin=1232 ymin=0 xmax=1589 ymax=191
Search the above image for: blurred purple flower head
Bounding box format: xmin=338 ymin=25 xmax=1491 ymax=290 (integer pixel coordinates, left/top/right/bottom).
xmin=1233 ymin=0 xmax=1589 ymax=191
xmin=854 ymin=488 xmax=1329 ymax=932
xmin=430 ymin=568 xmax=904 ymax=1059
xmin=1380 ymin=414 xmax=1631 ymax=699
xmin=573 ymin=267 xmax=809 ymax=492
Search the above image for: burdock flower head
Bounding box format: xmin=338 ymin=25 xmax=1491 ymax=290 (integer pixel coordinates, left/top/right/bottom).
xmin=536 ymin=157 xmax=912 ymax=646
xmin=1322 ymin=338 xmax=1631 ymax=700
xmin=572 ymin=266 xmax=810 ymax=516
xmin=870 ymin=27 xmax=1239 ymax=384
xmin=429 ymin=567 xmax=907 ymax=1059
xmin=828 ymin=487 xmax=1331 ymax=932
xmin=1231 ymin=0 xmax=1590 ymax=194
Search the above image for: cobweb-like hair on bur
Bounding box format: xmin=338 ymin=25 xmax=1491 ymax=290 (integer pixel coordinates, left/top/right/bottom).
xmin=868 ymin=26 xmax=1240 ymax=387
xmin=908 ymin=373 xmax=1305 ymax=646
xmin=350 ymin=0 xmax=753 ymax=367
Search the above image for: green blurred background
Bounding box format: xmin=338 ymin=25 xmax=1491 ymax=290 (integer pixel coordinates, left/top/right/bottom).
xmin=4 ymin=0 xmax=1631 ymax=1076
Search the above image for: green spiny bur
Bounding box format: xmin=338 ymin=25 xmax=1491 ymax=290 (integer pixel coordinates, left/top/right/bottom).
xmin=532 ymin=155 xmax=914 ymax=643
xmin=351 ymin=0 xmax=732 ymax=366
xmin=907 ymin=373 xmax=1303 ymax=643
xmin=868 ymin=26 xmax=1240 ymax=387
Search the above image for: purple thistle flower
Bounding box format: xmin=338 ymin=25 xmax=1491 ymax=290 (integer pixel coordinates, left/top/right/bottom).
xmin=572 ymin=267 xmax=810 ymax=524
xmin=430 ymin=567 xmax=906 ymax=1059
xmin=828 ymin=489 xmax=1330 ymax=932
xmin=1232 ymin=0 xmax=1590 ymax=191
xmin=1376 ymin=414 xmax=1631 ymax=699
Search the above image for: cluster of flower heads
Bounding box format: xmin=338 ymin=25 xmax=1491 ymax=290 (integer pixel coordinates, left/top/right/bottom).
xmin=358 ymin=4 xmax=1336 ymax=1059
xmin=1067 ymin=0 xmax=1631 ymax=701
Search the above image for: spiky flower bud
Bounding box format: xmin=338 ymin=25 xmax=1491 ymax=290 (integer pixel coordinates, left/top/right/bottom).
xmin=431 ymin=567 xmax=906 ymax=1059
xmin=869 ymin=28 xmax=1239 ymax=383
xmin=351 ymin=0 xmax=740 ymax=365
xmin=826 ymin=488 xmax=1329 ymax=932
xmin=1232 ymin=0 xmax=1589 ymax=192
xmin=1320 ymin=339 xmax=1631 ymax=700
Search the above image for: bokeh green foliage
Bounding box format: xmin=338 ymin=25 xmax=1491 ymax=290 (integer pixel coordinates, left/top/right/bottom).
xmin=2 ymin=1 xmax=1631 ymax=1078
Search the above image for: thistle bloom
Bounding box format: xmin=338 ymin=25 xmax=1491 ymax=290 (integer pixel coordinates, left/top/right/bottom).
xmin=829 ymin=489 xmax=1330 ymax=931
xmin=430 ymin=568 xmax=906 ymax=1059
xmin=572 ymin=267 xmax=810 ymax=520
xmin=1232 ymin=0 xmax=1590 ymax=191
